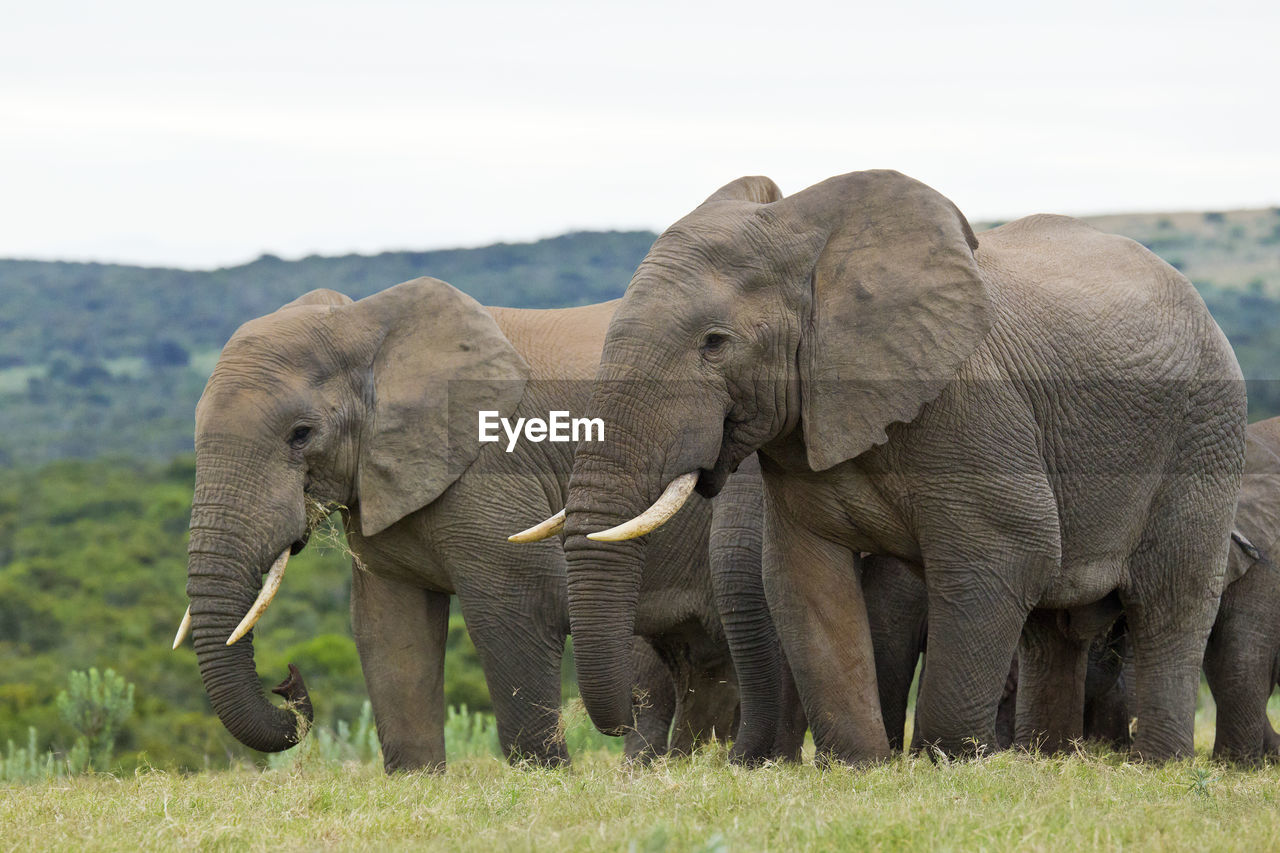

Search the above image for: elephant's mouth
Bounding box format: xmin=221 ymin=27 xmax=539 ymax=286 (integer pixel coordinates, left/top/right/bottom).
xmin=696 ymin=428 xmax=757 ymax=499
xmin=694 ymin=466 xmax=728 ymax=499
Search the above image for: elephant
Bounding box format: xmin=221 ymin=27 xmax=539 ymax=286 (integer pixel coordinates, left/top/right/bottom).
xmin=524 ymin=169 xmax=1246 ymax=764
xmin=176 ymin=278 xmax=757 ymax=771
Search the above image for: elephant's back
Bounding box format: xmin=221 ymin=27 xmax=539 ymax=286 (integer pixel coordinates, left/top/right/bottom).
xmin=486 ymin=301 xmax=620 ymax=381
xmin=975 ymin=215 xmax=1239 ymax=382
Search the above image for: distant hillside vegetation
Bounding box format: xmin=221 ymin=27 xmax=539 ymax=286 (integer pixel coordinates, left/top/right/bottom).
xmin=1 ymin=211 xmax=1278 ymax=463
xmin=0 ymin=230 xmax=656 ymax=369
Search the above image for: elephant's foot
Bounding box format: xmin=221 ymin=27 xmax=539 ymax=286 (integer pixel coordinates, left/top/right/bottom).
xmin=381 ymin=743 xmax=446 ymax=774
xmin=812 ymin=743 xmax=893 ymax=769
xmin=506 ymin=744 xmax=570 ymax=768
xmin=1264 ymin=721 xmax=1280 ymax=757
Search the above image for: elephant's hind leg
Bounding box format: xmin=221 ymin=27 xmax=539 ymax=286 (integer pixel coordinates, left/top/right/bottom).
xmin=862 ymin=556 xmax=928 ymax=751
xmin=1203 ymin=562 xmax=1280 ymax=762
xmin=668 ymin=657 xmax=739 ymax=756
xmin=1123 ymin=467 xmax=1236 ymax=761
xmin=1014 ymin=609 xmax=1088 ymax=753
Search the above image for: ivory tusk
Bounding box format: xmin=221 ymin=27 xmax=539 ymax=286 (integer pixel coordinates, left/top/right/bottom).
xmin=226 ymin=549 xmax=290 ymax=646
xmin=508 ymin=509 xmax=566 ymax=543
xmin=587 ymin=472 xmax=699 ymax=542
xmin=172 ymin=605 xmax=191 ymax=650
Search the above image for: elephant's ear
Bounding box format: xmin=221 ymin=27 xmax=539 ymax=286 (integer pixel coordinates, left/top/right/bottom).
xmin=701 ymin=176 xmax=784 ymax=206
xmin=780 ymin=170 xmax=991 ymax=471
xmin=350 ymin=278 xmax=529 ymax=536
xmin=281 ymin=289 xmax=354 ymax=310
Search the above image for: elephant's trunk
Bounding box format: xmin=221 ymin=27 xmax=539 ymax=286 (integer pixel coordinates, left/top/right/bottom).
xmin=185 ymin=451 xmax=311 ymax=753
xmin=563 ymin=534 xmax=644 ymax=735
xmin=562 ymin=430 xmax=657 ymax=735
xmin=186 ymin=551 xmax=311 ymax=752
xmin=563 ymin=354 xmax=723 ymax=737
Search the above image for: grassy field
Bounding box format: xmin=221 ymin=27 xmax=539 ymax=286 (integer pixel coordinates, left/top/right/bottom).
xmin=5 ymin=746 xmax=1280 ymax=852
xmin=6 ymin=699 xmax=1280 ymax=852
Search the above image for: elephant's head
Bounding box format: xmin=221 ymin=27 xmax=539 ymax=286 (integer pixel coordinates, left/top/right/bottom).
xmin=544 ymin=170 xmax=990 ymax=733
xmin=181 ymin=278 xmax=526 ymax=752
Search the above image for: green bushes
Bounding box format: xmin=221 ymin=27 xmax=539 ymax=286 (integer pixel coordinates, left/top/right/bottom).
xmin=262 ymin=700 xmax=620 ymax=770
xmin=445 ymin=705 xmax=501 ymax=762
xmin=2 ymin=668 xmax=135 ymax=781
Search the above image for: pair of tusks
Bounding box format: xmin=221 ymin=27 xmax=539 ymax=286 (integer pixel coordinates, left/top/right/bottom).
xmin=173 ymin=474 xmax=699 ymax=649
xmin=172 ymin=549 xmax=291 ymax=650
xmin=507 ymin=472 xmax=698 ymax=544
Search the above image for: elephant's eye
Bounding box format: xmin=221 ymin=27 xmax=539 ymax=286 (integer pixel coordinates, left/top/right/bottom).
xmin=701 ymin=332 xmax=729 ymax=355
xmin=288 ymin=426 xmax=313 ymax=449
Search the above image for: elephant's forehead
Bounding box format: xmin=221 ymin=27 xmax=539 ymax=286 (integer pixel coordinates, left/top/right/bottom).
xmin=224 ymin=312 xmax=329 ymax=360
xmin=648 ymin=205 xmax=811 ymax=280
xmin=197 ymin=360 xmax=312 ymax=424
xmin=651 ymin=218 xmax=763 ymax=269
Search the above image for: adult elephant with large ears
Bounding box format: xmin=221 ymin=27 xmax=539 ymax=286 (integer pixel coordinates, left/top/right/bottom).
xmin=533 ymin=170 xmax=1246 ymax=764
xmin=177 ymin=279 xmax=749 ymax=770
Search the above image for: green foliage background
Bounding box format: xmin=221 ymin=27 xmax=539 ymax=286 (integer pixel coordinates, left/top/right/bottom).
xmin=1 ymin=212 xmax=1278 ymax=770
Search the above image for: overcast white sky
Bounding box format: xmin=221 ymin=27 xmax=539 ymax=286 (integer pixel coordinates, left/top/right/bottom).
xmin=2 ymin=0 xmax=1276 ymax=269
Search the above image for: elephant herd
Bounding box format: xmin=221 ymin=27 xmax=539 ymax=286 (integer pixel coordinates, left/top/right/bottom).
xmin=174 ymin=169 xmax=1279 ymax=772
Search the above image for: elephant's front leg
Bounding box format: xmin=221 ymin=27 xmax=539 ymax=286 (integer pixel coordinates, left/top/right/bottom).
xmin=762 ymin=503 xmax=890 ymax=765
xmin=625 ymin=639 xmax=677 ymax=762
xmin=456 ymin=576 xmax=569 ymax=766
xmin=668 ymin=656 xmax=739 ymax=756
xmin=913 ymin=563 xmax=1029 ymax=757
xmin=350 ymin=565 xmax=449 ymax=773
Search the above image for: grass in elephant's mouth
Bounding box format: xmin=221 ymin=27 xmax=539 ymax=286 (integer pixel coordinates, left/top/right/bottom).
xmin=304 ymin=499 xmax=365 ymax=572
xmin=5 ymin=747 xmax=1280 ymax=851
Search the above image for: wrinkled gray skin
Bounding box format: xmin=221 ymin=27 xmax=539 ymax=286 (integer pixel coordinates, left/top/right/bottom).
xmin=183 ymin=279 xmax=750 ymax=771
xmin=938 ymin=416 xmax=1280 ymax=761
xmin=559 ymin=169 xmax=1246 ymax=764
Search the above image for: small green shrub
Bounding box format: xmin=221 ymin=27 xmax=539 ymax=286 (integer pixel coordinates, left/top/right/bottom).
xmin=55 ymin=667 xmax=134 ymax=772
xmin=2 ymin=727 xmax=59 ymax=782
xmin=445 ymin=704 xmax=500 ymax=761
